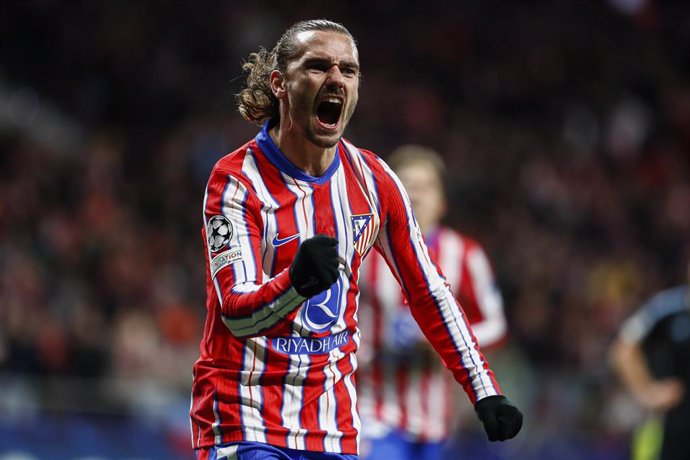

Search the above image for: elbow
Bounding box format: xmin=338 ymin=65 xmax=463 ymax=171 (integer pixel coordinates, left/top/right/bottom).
xmin=609 ymin=337 xmax=640 ymax=381
xmin=219 ymin=294 xmax=255 ymax=338
xmin=221 ymin=313 xmax=253 ymax=338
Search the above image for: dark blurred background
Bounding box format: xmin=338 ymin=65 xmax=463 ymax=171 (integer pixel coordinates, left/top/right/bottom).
xmin=1 ymin=1 xmax=689 ymax=459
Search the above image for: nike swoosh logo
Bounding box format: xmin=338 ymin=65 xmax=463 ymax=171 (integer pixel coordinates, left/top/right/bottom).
xmin=272 ymin=233 xmax=300 ymax=247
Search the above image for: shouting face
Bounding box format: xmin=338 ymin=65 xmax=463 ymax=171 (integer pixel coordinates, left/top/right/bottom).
xmin=273 ymin=30 xmax=360 ymax=148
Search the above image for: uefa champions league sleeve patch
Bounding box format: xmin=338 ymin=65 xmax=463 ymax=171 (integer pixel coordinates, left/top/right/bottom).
xmin=210 ymin=248 xmax=243 ymax=277
xmin=206 ymin=215 xmax=234 ymax=253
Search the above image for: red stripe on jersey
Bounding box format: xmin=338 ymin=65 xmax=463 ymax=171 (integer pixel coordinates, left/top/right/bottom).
xmin=301 ymin=364 xmax=327 ymax=452
xmin=335 ymin=356 xmax=357 ymax=453
xmin=312 ymin=182 xmax=336 ymax=237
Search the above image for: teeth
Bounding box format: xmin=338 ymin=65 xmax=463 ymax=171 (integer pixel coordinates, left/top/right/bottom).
xmin=324 ymin=98 xmax=342 ymax=105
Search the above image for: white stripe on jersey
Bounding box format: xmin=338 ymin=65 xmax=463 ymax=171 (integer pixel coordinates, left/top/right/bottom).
xmin=189 ymin=393 xmax=199 ymax=448
xmin=243 ymin=148 xmax=280 ymax=277
xmin=378 ymin=160 xmax=497 ymax=400
xmin=212 ymin=392 xmax=222 ymax=445
xmin=239 ymin=337 xmax=267 ymax=443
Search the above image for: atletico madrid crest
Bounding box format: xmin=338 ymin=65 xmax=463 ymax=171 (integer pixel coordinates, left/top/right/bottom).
xmin=351 ymin=213 xmax=374 ymax=255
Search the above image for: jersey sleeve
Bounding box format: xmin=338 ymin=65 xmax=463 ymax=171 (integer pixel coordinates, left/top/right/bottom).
xmin=203 ymin=166 xmax=305 ymax=338
xmin=462 ymin=242 xmax=507 ymax=348
xmin=372 ymin=159 xmax=501 ymax=404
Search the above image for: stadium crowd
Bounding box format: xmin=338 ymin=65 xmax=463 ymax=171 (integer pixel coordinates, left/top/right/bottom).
xmin=1 ymin=1 xmax=689 ymax=458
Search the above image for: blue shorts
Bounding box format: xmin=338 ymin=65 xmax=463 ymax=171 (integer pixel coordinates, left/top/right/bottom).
xmin=361 ymin=430 xmax=443 ymax=460
xmin=196 ymin=441 xmax=359 ymax=460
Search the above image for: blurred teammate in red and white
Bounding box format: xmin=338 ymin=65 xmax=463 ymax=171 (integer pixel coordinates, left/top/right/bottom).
xmin=357 ymin=145 xmax=508 ymax=460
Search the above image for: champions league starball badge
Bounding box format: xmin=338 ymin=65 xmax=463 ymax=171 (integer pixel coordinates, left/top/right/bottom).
xmin=206 ymin=215 xmax=233 ymax=252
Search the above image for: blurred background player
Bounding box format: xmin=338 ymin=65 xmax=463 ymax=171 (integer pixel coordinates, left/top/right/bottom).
xmin=610 ymin=260 xmax=690 ymax=460
xmin=357 ymin=145 xmax=508 ymax=460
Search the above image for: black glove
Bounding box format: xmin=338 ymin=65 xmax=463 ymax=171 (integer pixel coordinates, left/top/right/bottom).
xmin=289 ymin=235 xmax=340 ymax=298
xmin=475 ymin=395 xmax=523 ymax=441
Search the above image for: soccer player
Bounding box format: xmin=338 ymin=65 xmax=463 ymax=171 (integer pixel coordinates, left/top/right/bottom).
xmin=357 ymin=145 xmax=508 ymax=460
xmin=610 ymin=261 xmax=690 ymax=460
xmin=189 ymin=19 xmax=522 ymax=460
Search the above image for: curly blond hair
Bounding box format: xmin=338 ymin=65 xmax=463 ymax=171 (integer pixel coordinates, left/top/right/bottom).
xmin=236 ymin=19 xmax=355 ymax=125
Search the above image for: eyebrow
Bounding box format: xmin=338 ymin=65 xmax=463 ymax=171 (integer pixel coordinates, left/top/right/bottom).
xmin=302 ymin=56 xmax=360 ymax=69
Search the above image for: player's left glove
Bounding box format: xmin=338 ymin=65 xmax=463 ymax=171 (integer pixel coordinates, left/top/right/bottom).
xmin=289 ymin=235 xmax=340 ymax=298
xmin=474 ymin=395 xmax=523 ymax=441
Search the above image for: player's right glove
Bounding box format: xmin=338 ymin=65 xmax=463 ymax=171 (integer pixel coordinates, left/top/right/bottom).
xmin=289 ymin=235 xmax=340 ymax=298
xmin=474 ymin=395 xmax=523 ymax=441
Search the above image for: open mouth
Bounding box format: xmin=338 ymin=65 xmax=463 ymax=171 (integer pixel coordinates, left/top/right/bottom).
xmin=316 ymin=99 xmax=343 ymax=127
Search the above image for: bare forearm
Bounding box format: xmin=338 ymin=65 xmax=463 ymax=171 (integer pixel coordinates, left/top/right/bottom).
xmin=610 ymin=338 xmax=684 ymax=411
xmin=611 ymin=339 xmax=653 ymax=397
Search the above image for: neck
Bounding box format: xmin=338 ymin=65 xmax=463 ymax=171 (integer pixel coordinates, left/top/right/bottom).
xmin=269 ymin=123 xmax=337 ymax=177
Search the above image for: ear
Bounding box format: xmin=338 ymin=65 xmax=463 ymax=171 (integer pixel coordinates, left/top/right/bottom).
xmin=270 ymin=70 xmax=287 ymax=99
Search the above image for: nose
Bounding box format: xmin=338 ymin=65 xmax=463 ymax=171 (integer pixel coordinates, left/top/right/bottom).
xmin=325 ymin=65 xmax=345 ymax=89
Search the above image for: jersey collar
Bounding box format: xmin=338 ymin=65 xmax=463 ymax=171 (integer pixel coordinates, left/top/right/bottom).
xmin=255 ymin=121 xmax=341 ymax=185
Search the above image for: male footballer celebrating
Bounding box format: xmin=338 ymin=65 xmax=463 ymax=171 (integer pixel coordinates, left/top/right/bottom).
xmin=190 ymin=19 xmax=522 ymax=460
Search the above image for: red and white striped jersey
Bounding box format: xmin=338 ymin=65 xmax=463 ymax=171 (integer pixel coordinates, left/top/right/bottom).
xmin=357 ymin=228 xmax=507 ymax=442
xmin=189 ymin=123 xmax=501 ymax=455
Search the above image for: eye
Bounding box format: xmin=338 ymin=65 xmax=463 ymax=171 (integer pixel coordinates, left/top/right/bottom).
xmin=306 ymin=62 xmax=328 ymax=72
xmin=342 ymin=67 xmax=358 ymax=77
